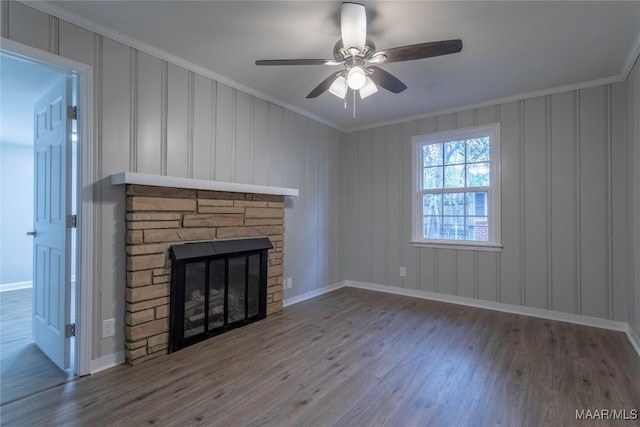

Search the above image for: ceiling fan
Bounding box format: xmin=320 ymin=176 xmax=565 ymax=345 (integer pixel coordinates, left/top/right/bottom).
xmin=255 ymin=2 xmax=463 ymax=101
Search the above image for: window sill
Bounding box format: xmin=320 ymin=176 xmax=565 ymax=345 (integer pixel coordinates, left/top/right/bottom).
xmin=410 ymin=240 xmax=503 ymax=252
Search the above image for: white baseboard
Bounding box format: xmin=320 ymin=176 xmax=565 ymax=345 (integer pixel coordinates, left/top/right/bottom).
xmin=0 ymin=281 xmax=33 ymax=292
xmin=346 ymin=280 xmax=640 ymax=358
xmin=283 ymin=281 xmax=347 ymax=307
xmin=89 ymin=351 xmax=125 ymax=374
xmin=625 ymin=326 xmax=640 ymax=357
xmin=346 ymin=280 xmax=629 ymax=332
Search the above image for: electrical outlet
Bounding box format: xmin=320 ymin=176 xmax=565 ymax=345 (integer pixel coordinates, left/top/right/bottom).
xmin=102 ymin=318 xmax=115 ymax=338
xmin=399 ymin=267 xmax=406 ymax=278
xmin=285 ymin=277 xmax=293 ymax=289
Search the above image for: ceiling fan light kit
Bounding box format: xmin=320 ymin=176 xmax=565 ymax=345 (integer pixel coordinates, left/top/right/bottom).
xmin=256 ymin=2 xmax=463 ymax=115
xmin=346 ymin=65 xmax=367 ymax=90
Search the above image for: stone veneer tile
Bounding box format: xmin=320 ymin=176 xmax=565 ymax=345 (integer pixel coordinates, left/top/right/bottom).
xmin=125 ymin=184 xmax=285 ymax=365
xmin=128 ymin=196 xmax=196 ymax=212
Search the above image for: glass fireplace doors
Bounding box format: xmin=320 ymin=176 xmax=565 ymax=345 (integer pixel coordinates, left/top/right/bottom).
xmin=169 ymin=238 xmax=270 ymax=352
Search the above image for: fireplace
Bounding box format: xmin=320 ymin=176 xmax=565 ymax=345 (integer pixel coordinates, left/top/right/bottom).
xmin=169 ymin=238 xmax=272 ymax=352
xmin=112 ymin=172 xmax=297 ymax=365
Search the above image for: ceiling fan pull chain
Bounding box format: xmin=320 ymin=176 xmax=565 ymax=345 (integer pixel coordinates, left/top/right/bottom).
xmin=353 ymin=89 xmax=356 ymax=118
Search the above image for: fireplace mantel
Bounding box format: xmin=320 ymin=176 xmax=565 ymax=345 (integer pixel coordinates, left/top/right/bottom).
xmin=111 ymin=172 xmax=299 ymax=197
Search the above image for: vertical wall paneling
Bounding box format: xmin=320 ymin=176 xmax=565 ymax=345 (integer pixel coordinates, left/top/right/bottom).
xmin=545 ymin=96 xmax=553 ymax=310
xmin=523 ymin=97 xmax=547 ymax=309
xmin=386 ymin=124 xmax=402 ymax=287
xmin=252 ymin=98 xmax=269 ymax=185
xmin=281 ymin=109 xmax=296 ymax=288
xmin=518 ymin=101 xmax=527 ymax=306
xmin=192 ymin=75 xmax=214 ymax=180
xmin=579 ymin=86 xmax=607 ymax=319
xmin=166 ymin=63 xmax=189 ymax=178
xmin=401 ymin=121 xmax=418 ymax=289
xmin=317 ymin=125 xmax=330 ymax=290
xmin=574 ymin=90 xmax=583 ymax=314
xmin=58 ymin=21 xmax=94 ymax=70
xmin=48 ymin=16 xmax=59 ymax=54
xmin=92 ymin=33 xmax=103 ymax=358
xmin=160 ymin=61 xmax=168 ymax=175
xmin=343 ymin=132 xmax=359 ymax=280
xmin=498 ymin=102 xmax=523 ymax=305
xmin=371 ymin=126 xmax=387 ymax=286
xmin=605 ymin=85 xmax=613 ymax=320
xmin=268 ymin=104 xmax=284 ymax=187
xmin=289 ymin=114 xmax=307 ymax=291
xmin=611 ymin=81 xmax=629 ymax=322
xmin=234 ymin=91 xmax=253 ymax=184
xmin=214 ymin=83 xmax=235 ymax=182
xmin=187 ymin=71 xmax=195 ymax=178
xmin=341 ymin=87 xmax=628 ymax=321
xmin=129 ymin=49 xmax=138 ymax=172
xmin=100 ymin=37 xmax=131 ymax=354
xmin=136 ymin=52 xmax=162 ymax=175
xmin=305 ymin=120 xmax=319 ymax=292
xmin=1 ymin=1 xmax=9 ymax=39
xmin=356 ymin=129 xmax=373 ymax=282
xmin=100 ymin=39 xmax=131 ymax=175
xmin=550 ymin=91 xmax=577 ymax=314
xmin=7 ymin=2 xmax=49 ymax=51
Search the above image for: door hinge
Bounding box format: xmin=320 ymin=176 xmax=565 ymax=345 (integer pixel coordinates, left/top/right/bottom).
xmin=67 ymin=105 xmax=77 ymax=120
xmin=65 ymin=323 xmax=76 ymax=338
xmin=67 ymin=214 xmax=77 ymax=228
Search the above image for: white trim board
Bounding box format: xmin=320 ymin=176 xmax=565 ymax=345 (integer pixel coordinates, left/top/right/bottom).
xmin=282 ymin=281 xmax=347 ymax=307
xmin=111 ymin=172 xmax=299 ymax=197
xmin=89 ymin=350 xmax=125 ymax=374
xmin=284 ymin=280 xmax=640 ymax=359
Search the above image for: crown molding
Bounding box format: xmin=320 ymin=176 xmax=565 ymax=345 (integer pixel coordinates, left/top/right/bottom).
xmin=23 ymin=1 xmax=346 ymax=132
xmin=23 ymin=1 xmax=639 ymax=135
xmin=622 ymin=31 xmax=640 ymax=80
xmin=345 ymin=74 xmax=625 ymax=133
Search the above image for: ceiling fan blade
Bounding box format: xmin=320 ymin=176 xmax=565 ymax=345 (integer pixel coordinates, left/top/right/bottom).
xmin=372 ymin=39 xmax=463 ymax=63
xmin=306 ymin=71 xmax=343 ymax=98
xmin=368 ymin=66 xmax=408 ymax=94
xmin=255 ymin=59 xmax=340 ymax=66
xmin=341 ymin=2 xmax=366 ymax=51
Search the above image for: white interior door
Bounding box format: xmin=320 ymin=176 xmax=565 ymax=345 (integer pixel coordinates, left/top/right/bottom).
xmin=31 ymin=76 xmax=72 ymax=371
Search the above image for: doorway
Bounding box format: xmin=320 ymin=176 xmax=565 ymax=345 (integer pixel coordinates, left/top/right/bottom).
xmin=0 ymin=53 xmax=77 ymax=404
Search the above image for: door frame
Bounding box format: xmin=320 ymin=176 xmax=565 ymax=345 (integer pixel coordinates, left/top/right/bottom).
xmin=1 ymin=37 xmax=94 ymax=376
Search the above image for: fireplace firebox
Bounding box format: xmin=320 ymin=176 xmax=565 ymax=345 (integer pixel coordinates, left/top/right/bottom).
xmin=169 ymin=238 xmax=272 ymax=352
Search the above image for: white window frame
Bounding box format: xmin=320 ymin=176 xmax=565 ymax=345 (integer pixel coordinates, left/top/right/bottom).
xmin=411 ymin=123 xmax=502 ymax=252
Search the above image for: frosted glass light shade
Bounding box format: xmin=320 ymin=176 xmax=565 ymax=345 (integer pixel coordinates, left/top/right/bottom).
xmin=329 ymin=76 xmax=347 ymax=99
xmin=341 ymin=3 xmax=366 ymax=51
xmin=347 ymin=66 xmax=366 ymax=90
xmin=359 ymin=77 xmax=378 ymax=99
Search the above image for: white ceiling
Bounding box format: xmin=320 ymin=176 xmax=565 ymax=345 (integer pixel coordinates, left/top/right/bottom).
xmin=0 ymin=54 xmax=67 ymax=146
xmin=44 ymin=1 xmax=640 ymax=131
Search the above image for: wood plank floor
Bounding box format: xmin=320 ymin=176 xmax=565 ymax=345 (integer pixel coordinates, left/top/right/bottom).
xmin=0 ymin=288 xmax=74 ymax=406
xmin=1 ymin=287 xmax=639 ymax=426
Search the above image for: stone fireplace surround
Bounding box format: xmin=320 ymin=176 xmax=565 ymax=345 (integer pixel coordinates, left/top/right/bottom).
xmin=112 ymin=173 xmax=298 ymax=365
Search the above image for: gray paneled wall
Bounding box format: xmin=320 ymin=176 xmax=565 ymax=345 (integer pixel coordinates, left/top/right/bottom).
xmin=341 ymin=85 xmax=630 ymax=322
xmin=629 ymin=58 xmax=640 ymax=336
xmin=5 ymin=2 xmax=342 ymax=359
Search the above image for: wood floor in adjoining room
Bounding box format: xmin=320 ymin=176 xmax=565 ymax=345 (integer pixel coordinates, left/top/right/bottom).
xmin=0 ymin=288 xmax=74 ymax=406
xmin=2 ymin=287 xmax=639 ymax=426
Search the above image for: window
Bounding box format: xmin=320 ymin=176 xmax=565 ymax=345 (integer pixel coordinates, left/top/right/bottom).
xmin=411 ymin=123 xmax=501 ymax=251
